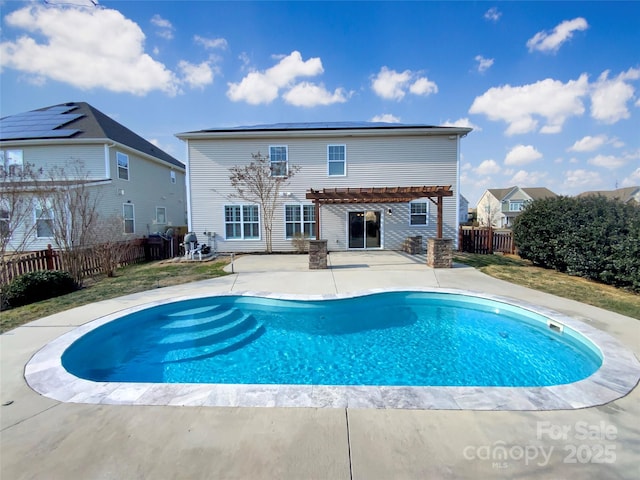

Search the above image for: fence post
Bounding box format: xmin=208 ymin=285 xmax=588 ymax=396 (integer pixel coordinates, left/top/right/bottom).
xmin=46 ymin=244 xmax=55 ymax=271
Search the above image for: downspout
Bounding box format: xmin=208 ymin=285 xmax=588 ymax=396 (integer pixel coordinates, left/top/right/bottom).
xmin=184 ymin=139 xmax=193 ymax=232
xmin=455 ymin=135 xmax=460 ymax=249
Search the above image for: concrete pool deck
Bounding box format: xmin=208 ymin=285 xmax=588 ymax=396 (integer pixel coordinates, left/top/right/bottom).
xmin=1 ymin=251 xmax=639 ymax=479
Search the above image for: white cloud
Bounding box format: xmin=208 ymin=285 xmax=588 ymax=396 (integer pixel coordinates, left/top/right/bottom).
xmin=504 ymin=145 xmax=543 ymax=166
xmin=409 ymin=77 xmax=438 ymax=96
xmin=509 ymin=169 xmax=548 ymax=186
xmin=371 ymin=114 xmax=401 ymax=123
xmin=0 ymin=5 xmax=180 ymax=95
xmin=526 ymin=17 xmax=588 ymax=53
xmin=622 ymin=167 xmax=640 ymax=187
xmin=588 ymin=154 xmax=628 ymax=170
xmin=442 ymin=118 xmax=482 ymax=131
xmin=282 ymin=82 xmax=349 ymax=107
xmin=568 ymin=134 xmax=608 ymax=152
xmin=151 ymin=14 xmax=174 ymax=40
xmin=227 ymin=51 xmax=324 ymax=105
xmin=563 ymin=169 xmax=603 ymax=190
xmin=475 ymin=55 xmax=494 ymax=73
xmin=371 ymin=67 xmax=438 ymax=100
xmin=469 ymin=75 xmax=589 ymax=135
xmin=590 ymin=68 xmax=640 ymax=124
xmin=475 ymin=159 xmax=501 ymax=175
xmin=484 ymin=7 xmax=502 ymax=22
xmin=178 ymin=60 xmax=214 ymax=89
xmin=194 ymin=35 xmax=228 ymax=50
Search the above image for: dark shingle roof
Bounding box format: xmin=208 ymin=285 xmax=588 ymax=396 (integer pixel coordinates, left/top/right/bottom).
xmin=1 ymin=102 xmax=184 ymax=169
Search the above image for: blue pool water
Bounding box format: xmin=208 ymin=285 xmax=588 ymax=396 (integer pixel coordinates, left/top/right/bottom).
xmin=62 ymin=292 xmax=602 ymax=387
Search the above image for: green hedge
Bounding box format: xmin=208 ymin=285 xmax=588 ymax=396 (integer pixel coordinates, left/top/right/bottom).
xmin=513 ymin=196 xmax=640 ymax=292
xmin=2 ymin=270 xmax=78 ymax=309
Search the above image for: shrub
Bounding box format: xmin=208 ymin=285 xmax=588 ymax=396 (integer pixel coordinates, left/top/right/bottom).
xmin=3 ymin=270 xmax=77 ymax=309
xmin=513 ymin=196 xmax=640 ymax=292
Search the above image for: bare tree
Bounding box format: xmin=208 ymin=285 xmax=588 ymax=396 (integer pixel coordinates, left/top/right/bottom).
xmin=229 ymin=152 xmax=300 ymax=253
xmin=93 ymin=215 xmax=133 ymax=277
xmin=0 ymin=162 xmax=43 ymax=285
xmin=37 ymin=160 xmax=103 ymax=286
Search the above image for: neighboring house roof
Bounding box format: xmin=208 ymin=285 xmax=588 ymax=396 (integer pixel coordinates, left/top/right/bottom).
xmin=177 ymin=122 xmax=472 ymax=138
xmin=577 ymin=186 xmax=640 ymax=203
xmin=486 ymin=186 xmax=557 ymax=202
xmin=1 ymin=102 xmax=184 ymax=170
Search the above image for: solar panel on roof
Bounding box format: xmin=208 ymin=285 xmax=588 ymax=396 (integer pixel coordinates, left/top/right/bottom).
xmin=0 ymin=106 xmax=84 ymax=140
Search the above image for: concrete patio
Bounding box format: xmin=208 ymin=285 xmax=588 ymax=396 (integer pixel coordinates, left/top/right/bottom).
xmin=1 ymin=251 xmax=639 ymax=479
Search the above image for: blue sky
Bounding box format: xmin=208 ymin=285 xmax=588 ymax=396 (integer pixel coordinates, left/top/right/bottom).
xmin=1 ymin=1 xmax=639 ymax=204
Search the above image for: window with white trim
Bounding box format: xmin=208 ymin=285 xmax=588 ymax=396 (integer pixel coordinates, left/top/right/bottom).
xmin=0 ymin=205 xmax=10 ymax=239
xmin=269 ymin=145 xmax=288 ymax=177
xmin=225 ymin=205 xmax=260 ymax=240
xmin=285 ymin=204 xmax=316 ymax=239
xmin=0 ymin=149 xmax=24 ymax=177
xmin=170 ymin=171 xmax=176 ymax=184
xmin=156 ymin=207 xmax=166 ymax=225
xmin=509 ymin=200 xmax=524 ymax=212
xmin=123 ymin=203 xmax=135 ymax=233
xmin=327 ymin=145 xmax=346 ymax=176
xmin=117 ymin=152 xmax=129 ymax=180
xmin=35 ymin=199 xmax=54 ymax=238
xmin=410 ymin=202 xmax=429 ymax=225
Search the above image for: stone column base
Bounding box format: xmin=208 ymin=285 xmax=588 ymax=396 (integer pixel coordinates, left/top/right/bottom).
xmin=308 ymin=240 xmax=328 ymax=269
xmin=427 ymin=238 xmax=453 ymax=268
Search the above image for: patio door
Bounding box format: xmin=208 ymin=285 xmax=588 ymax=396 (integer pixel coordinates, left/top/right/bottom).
xmin=348 ymin=211 xmax=381 ymax=249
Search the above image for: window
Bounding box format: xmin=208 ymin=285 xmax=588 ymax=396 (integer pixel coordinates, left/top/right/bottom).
xmin=170 ymin=171 xmax=176 ymax=184
xmin=224 ymin=205 xmax=260 ymax=240
xmin=117 ymin=152 xmax=129 ymax=180
xmin=0 ymin=149 xmax=24 ymax=176
xmin=35 ymin=199 xmax=54 ymax=238
xmin=285 ymin=204 xmax=316 ymax=239
xmin=509 ymin=200 xmax=524 ymax=212
xmin=327 ymin=145 xmax=346 ymax=176
xmin=410 ymin=202 xmax=428 ymax=225
xmin=156 ymin=207 xmax=166 ymax=225
xmin=0 ymin=206 xmax=9 ymax=239
xmin=123 ymin=203 xmax=135 ymax=233
xmin=269 ymin=145 xmax=288 ymax=177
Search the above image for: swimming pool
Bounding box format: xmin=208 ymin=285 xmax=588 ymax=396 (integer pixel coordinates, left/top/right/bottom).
xmin=25 ymin=288 xmax=640 ymax=410
xmin=61 ymin=291 xmax=601 ymax=387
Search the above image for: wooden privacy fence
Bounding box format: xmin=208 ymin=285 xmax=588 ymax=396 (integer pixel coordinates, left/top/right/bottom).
xmin=1 ymin=235 xmax=183 ymax=285
xmin=458 ymin=227 xmax=515 ymax=255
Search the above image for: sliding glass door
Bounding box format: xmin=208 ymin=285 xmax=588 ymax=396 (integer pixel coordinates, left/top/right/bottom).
xmin=348 ymin=211 xmax=381 ymax=249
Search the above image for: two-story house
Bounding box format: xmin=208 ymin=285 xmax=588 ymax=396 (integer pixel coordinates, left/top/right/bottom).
xmin=0 ymin=102 xmax=187 ymax=252
xmin=176 ymin=122 xmax=471 ymax=253
xmin=476 ymin=186 xmax=557 ymax=228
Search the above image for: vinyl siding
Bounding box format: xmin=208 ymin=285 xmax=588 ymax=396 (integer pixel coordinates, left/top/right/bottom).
xmin=16 ymin=144 xmax=106 ymax=179
xmin=188 ymin=133 xmax=459 ymax=252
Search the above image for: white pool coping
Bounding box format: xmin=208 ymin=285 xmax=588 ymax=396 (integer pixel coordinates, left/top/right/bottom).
xmin=24 ymin=288 xmax=640 ymax=410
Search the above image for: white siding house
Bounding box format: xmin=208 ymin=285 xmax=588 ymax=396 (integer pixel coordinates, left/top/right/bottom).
xmin=177 ymin=123 xmax=471 ymax=253
xmin=0 ymin=102 xmax=187 ymax=252
xmin=476 ymin=186 xmax=557 ymax=228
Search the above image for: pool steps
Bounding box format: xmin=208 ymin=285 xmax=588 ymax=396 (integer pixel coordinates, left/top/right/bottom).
xmin=158 ymin=305 xmax=265 ymax=363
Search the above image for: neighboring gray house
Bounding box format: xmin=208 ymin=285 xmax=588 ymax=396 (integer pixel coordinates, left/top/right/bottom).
xmin=0 ymin=102 xmax=187 ymax=252
xmin=577 ymin=186 xmax=640 ymax=204
xmin=176 ymin=122 xmax=471 ymax=253
xmin=476 ymin=186 xmax=557 ymax=228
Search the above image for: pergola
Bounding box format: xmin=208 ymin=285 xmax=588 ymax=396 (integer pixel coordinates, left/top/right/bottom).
xmin=305 ymin=185 xmax=454 ymax=239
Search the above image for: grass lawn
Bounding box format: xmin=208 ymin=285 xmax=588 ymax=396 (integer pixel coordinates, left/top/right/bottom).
xmin=454 ymin=252 xmax=640 ymax=320
xmin=0 ymin=259 xmax=230 ymax=334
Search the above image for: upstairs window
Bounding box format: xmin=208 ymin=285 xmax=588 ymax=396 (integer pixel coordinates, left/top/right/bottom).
xmin=269 ymin=145 xmax=288 ymax=177
xmin=410 ymin=202 xmax=428 ymax=225
xmin=327 ymin=145 xmax=346 ymax=176
xmin=35 ymin=199 xmax=54 ymax=238
xmin=509 ymin=200 xmax=524 ymax=212
xmin=123 ymin=203 xmax=135 ymax=233
xmin=170 ymin=171 xmax=176 ymax=184
xmin=0 ymin=149 xmax=24 ymax=177
xmin=117 ymin=152 xmax=129 ymax=180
